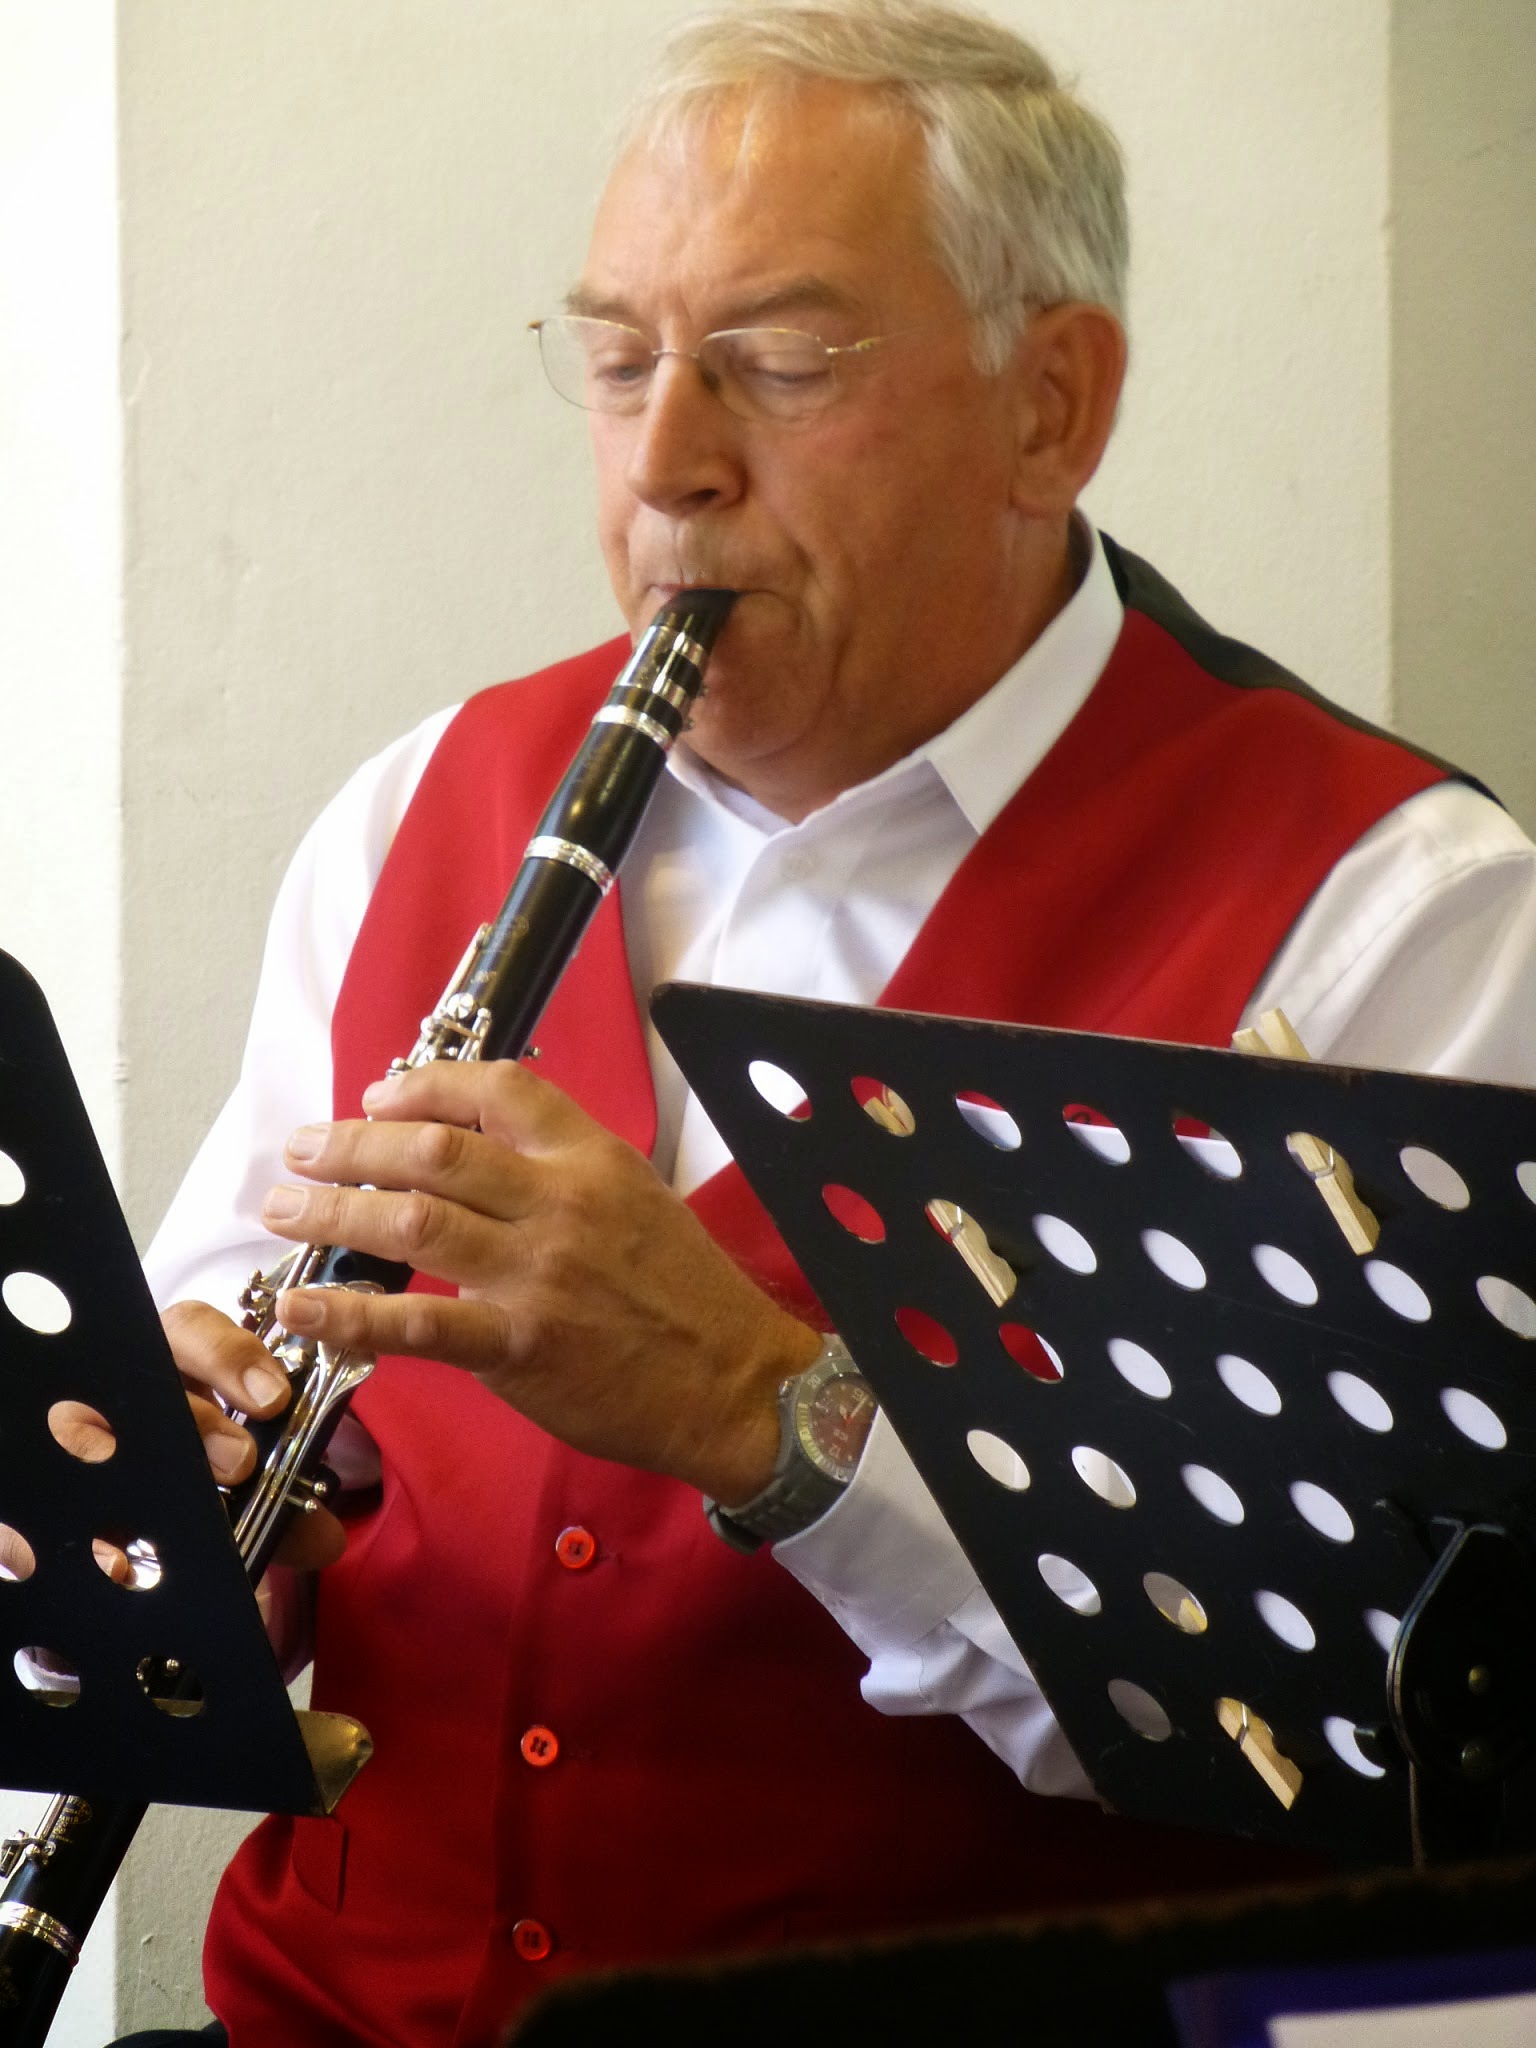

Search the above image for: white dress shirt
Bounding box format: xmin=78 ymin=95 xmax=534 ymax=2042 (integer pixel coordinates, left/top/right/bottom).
xmin=146 ymin=528 xmax=1536 ymax=1794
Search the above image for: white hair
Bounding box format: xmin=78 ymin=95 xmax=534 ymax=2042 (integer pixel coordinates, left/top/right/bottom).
xmin=621 ymin=0 xmax=1128 ymax=370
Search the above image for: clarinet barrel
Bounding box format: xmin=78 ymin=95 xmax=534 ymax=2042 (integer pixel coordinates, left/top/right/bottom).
xmin=0 ymin=586 xmax=736 ymax=2044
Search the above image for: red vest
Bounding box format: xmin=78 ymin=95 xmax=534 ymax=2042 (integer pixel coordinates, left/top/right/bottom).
xmin=205 ymin=545 xmax=1450 ymax=2047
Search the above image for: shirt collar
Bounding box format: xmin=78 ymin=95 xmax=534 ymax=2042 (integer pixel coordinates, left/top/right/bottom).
xmin=919 ymin=519 xmax=1123 ymax=835
xmin=669 ymin=518 xmax=1124 ymax=838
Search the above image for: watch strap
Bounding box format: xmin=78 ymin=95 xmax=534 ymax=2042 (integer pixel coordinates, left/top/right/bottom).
xmin=704 ymin=1333 xmax=868 ymax=1555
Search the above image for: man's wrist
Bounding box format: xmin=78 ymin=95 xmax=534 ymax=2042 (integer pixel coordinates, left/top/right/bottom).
xmin=704 ymin=1333 xmax=877 ymax=1554
xmin=694 ymin=1316 xmax=822 ymax=1507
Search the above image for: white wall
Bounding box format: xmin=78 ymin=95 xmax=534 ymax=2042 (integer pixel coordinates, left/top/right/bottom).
xmin=1391 ymin=0 xmax=1536 ymax=833
xmin=1077 ymin=3 xmax=1393 ymax=725
xmin=0 ymin=0 xmax=123 ymax=1160
xmin=0 ymin=2 xmax=121 ymax=2041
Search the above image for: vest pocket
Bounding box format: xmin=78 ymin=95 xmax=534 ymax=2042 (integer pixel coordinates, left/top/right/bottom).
xmin=291 ymin=1814 xmax=348 ymax=1911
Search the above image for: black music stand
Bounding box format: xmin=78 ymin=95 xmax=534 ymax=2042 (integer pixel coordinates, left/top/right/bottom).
xmin=0 ymin=947 xmax=366 ymax=1815
xmin=652 ymin=984 xmax=1536 ymax=1869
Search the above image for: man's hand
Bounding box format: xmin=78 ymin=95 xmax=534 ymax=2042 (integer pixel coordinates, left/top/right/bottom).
xmin=259 ymin=1060 xmax=820 ymax=1506
xmin=159 ymin=1300 xmax=346 ymax=1570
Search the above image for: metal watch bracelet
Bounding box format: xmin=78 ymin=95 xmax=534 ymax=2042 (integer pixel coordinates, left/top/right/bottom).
xmin=703 ymin=1333 xmax=875 ymax=1555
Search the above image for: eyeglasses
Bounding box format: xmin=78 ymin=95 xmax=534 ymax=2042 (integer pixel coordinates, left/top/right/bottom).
xmin=529 ymin=312 xmax=913 ymax=426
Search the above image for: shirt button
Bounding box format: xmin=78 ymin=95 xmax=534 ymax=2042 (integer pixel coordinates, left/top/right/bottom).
xmin=781 ymin=850 xmax=815 ymax=883
xmin=554 ymin=1525 xmax=597 ymax=1570
xmin=512 ymin=1918 xmax=553 ymax=1962
xmin=520 ymin=1724 xmax=560 ymax=1768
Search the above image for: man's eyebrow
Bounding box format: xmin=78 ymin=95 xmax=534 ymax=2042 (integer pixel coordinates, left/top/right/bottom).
xmin=563 ymin=285 xmax=634 ymax=322
xmin=725 ymin=278 xmax=865 ymax=326
xmin=561 ymin=276 xmax=866 ymax=329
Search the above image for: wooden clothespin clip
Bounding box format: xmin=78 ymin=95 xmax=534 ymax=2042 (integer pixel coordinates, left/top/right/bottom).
xmin=1230 ymin=1008 xmax=1380 ymax=1255
xmin=1230 ymin=1006 xmax=1311 ymax=1063
xmin=926 ymin=1200 xmax=1018 ymax=1308
xmin=1217 ymin=1696 xmax=1304 ymax=1810
xmin=860 ymin=1084 xmax=915 ymax=1136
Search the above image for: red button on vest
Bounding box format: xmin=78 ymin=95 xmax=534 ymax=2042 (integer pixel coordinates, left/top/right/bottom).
xmin=511 ymin=1918 xmax=553 ymax=1963
xmin=554 ymin=1525 xmax=596 ymax=1570
xmin=520 ymin=1724 xmax=559 ymax=1768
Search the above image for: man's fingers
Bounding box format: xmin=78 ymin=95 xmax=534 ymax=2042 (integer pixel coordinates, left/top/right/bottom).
xmin=277 ymin=1114 xmax=541 ymax=1227
xmin=359 ymin=1057 xmax=580 ymax=1153
xmin=45 ymin=1392 xmax=246 ymax=1485
xmin=161 ymin=1301 xmax=293 ymax=1492
xmin=128 ymin=1301 xmax=349 ymax=1578
xmin=271 ymin=1505 xmax=347 ymax=1572
xmin=278 ymin=1283 xmax=516 ymax=1380
xmin=91 ymin=1536 xmax=133 ymax=1586
xmin=186 ymin=1391 xmax=258 ymax=1485
xmin=263 ymin=1180 xmax=523 ymax=1290
xmin=161 ymin=1299 xmax=292 ymax=1416
xmin=275 ymin=1057 xmax=595 ymax=1216
xmin=47 ymin=1400 xmax=117 ymax=1465
xmin=0 ymin=1522 xmax=38 ymax=1582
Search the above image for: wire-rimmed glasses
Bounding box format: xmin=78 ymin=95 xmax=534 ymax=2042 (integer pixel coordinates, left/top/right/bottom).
xmin=529 ymin=312 xmax=901 ymax=426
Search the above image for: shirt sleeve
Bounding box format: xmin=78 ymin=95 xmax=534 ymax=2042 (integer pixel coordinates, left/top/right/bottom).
xmin=143 ymin=708 xmax=457 ymax=1314
xmin=143 ymin=711 xmax=455 ymax=1678
xmin=775 ymin=779 xmax=1536 ymax=1791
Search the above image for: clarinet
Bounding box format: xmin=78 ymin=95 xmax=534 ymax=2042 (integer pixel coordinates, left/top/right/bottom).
xmin=0 ymin=587 xmax=737 ymax=2042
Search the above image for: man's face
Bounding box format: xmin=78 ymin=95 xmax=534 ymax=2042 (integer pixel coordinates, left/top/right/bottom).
xmin=576 ymin=82 xmax=1038 ymax=819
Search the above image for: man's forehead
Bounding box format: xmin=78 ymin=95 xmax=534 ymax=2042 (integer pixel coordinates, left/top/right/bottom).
xmin=578 ymin=82 xmax=941 ymax=327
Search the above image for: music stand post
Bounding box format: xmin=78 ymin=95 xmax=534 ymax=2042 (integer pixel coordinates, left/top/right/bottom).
xmin=653 ymin=983 xmax=1536 ymax=1868
xmin=0 ymin=947 xmax=363 ymax=1817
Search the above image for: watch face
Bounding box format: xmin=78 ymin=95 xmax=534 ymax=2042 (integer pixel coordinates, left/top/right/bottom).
xmin=797 ymin=1370 xmax=877 ymax=1484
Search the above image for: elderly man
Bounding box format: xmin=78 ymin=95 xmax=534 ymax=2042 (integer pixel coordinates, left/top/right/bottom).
xmin=134 ymin=3 xmax=1534 ymax=2043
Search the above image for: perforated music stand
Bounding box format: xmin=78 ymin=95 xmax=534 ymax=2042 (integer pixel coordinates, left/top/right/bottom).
xmin=0 ymin=948 xmax=365 ymax=1814
xmin=652 ymin=983 xmax=1536 ymax=1868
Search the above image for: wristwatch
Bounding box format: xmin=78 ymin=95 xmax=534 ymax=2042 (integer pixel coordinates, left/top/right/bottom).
xmin=704 ymin=1333 xmax=877 ymax=1554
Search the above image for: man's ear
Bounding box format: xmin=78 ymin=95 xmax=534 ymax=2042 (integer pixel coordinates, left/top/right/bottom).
xmin=1008 ymin=302 xmax=1127 ymax=517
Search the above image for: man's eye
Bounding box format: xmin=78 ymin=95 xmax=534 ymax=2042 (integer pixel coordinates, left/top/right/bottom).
xmin=588 ymin=350 xmax=651 ymax=388
xmin=736 ymin=350 xmax=830 ymax=389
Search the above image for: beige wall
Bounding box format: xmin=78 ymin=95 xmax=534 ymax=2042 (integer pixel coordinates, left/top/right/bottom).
xmin=1392 ymin=0 xmax=1536 ymax=833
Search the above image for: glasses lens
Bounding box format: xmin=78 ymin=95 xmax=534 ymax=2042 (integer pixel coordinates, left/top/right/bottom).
xmin=538 ymin=316 xmax=653 ymax=413
xmin=702 ymin=329 xmax=838 ymax=422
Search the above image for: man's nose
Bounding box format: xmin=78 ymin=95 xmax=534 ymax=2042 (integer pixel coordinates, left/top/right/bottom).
xmin=622 ymin=354 xmax=745 ymax=515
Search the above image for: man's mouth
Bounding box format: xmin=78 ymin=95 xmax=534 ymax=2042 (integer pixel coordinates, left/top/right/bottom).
xmin=647 ymin=580 xmax=754 ymax=620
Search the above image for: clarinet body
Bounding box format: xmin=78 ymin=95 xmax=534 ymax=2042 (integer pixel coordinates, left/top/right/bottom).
xmin=0 ymin=588 xmax=737 ymax=2042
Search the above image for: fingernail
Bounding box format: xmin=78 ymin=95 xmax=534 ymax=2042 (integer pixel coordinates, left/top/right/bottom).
xmin=285 ymin=1124 xmax=327 ymax=1162
xmin=263 ymin=1185 xmax=305 ymax=1222
xmin=277 ymin=1289 xmax=323 ymax=1333
xmin=207 ymin=1432 xmax=248 ymax=1480
xmin=361 ymin=1076 xmax=402 ymax=1111
xmin=241 ymin=1364 xmax=289 ymax=1407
